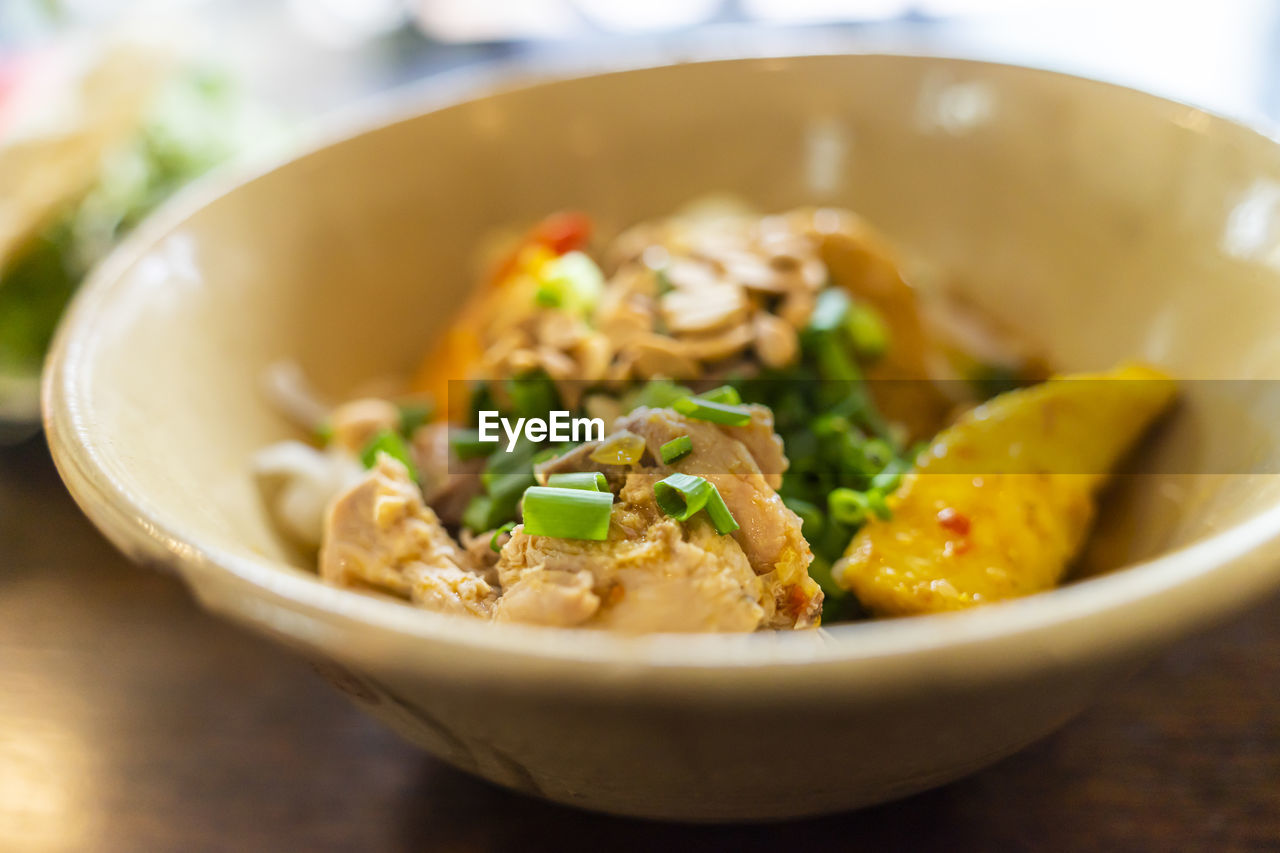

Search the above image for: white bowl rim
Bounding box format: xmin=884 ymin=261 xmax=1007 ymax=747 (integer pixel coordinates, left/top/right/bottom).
xmin=42 ymin=51 xmax=1280 ymax=675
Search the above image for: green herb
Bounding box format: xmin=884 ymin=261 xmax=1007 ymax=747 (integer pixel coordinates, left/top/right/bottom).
xmin=846 ymin=303 xmax=889 ymax=360
xmin=653 ymin=473 xmax=714 ymax=521
xmin=659 ymin=435 xmax=693 ymax=464
xmin=535 ymin=251 xmax=605 ymax=315
xmin=828 ymin=488 xmax=870 ymax=526
xmin=653 ymin=473 xmax=738 ymax=534
xmin=397 ymin=400 xmax=434 ymax=436
xmin=359 ymin=430 xmax=417 ymax=481
xmin=546 ymin=471 xmax=608 ymax=491
xmin=450 ymin=428 xmax=495 ymax=460
xmin=672 ymin=396 xmax=753 ymax=426
xmin=866 ymin=489 xmax=892 ymax=521
xmin=521 ymin=486 xmax=613 ymax=541
xmin=808 ymin=287 xmax=851 ymax=334
xmin=534 ymin=284 xmax=563 ymax=308
xmin=622 ymin=379 xmax=693 ymax=412
xmin=490 ymin=521 xmax=516 ymax=552
xmin=505 ymin=370 xmax=560 ymax=420
xmin=870 ymin=455 xmax=911 ymax=493
xmin=704 ymin=490 xmax=740 ymax=535
xmin=697 ymin=385 xmax=742 ymax=406
xmin=469 ymin=437 xmax=539 ymax=532
xmin=462 ymin=495 xmax=496 ymax=533
xmin=313 ymin=419 xmax=334 ymax=447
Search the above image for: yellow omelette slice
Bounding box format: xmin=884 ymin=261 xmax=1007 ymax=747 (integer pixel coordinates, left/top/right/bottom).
xmin=833 ymin=363 xmax=1176 ymax=615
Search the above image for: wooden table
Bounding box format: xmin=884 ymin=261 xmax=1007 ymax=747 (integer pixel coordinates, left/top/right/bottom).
xmin=2 ymin=436 xmax=1276 ymax=852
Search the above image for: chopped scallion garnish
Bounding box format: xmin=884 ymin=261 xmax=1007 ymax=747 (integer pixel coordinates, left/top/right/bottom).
xmin=653 ymin=472 xmax=713 ymax=521
xmin=697 ymin=385 xmax=742 ymax=406
xmin=490 ymin=521 xmax=516 ymax=552
xmin=672 ymin=396 xmax=752 ymax=426
xmin=653 ymin=473 xmax=739 ymax=534
xmin=846 ymin=303 xmax=889 ymax=359
xmin=521 ymin=486 xmax=613 ymax=541
xmin=705 ymin=490 xmax=740 ymax=535
xmin=450 ymin=428 xmax=495 ymax=460
xmin=397 ymin=400 xmax=434 ymax=436
xmin=808 ymin=287 xmax=851 ymax=334
xmin=547 ymin=471 xmax=608 ymax=491
xmin=659 ymin=435 xmax=693 ymax=464
xmin=828 ymin=488 xmax=870 ymax=526
xmin=360 ymin=429 xmax=418 ymax=481
xmin=313 ymin=419 xmax=333 ymax=447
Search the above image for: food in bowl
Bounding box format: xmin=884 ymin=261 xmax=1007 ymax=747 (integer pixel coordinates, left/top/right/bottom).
xmin=254 ymin=201 xmax=1175 ymax=631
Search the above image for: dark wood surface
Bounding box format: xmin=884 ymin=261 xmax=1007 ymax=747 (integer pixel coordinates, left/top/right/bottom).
xmin=2 ymin=435 xmax=1277 ymax=853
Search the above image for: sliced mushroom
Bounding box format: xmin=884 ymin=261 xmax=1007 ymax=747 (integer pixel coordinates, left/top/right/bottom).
xmin=628 ymin=334 xmax=702 ymax=379
xmin=752 ymin=311 xmax=800 ymax=369
xmin=678 ymin=323 xmax=754 ymax=363
xmin=660 ymin=282 xmax=748 ymax=334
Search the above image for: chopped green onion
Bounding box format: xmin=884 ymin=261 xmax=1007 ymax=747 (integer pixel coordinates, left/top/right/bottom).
xmin=866 ymin=489 xmax=892 ymax=521
xmin=589 ymin=431 xmax=646 ymax=465
xmin=623 ymin=378 xmax=692 ymax=412
xmin=506 ymin=370 xmax=559 ymax=420
xmin=535 ymin=251 xmax=604 ymax=315
xmin=522 ymin=486 xmax=613 ymax=541
xmin=534 ymin=284 xmax=563 ymax=307
xmin=846 ymin=303 xmax=889 ymax=359
xmin=808 ymin=287 xmax=851 ymax=334
xmin=490 ymin=521 xmax=516 ymax=552
xmin=313 ymin=419 xmax=333 ymax=447
xmin=450 ymin=428 xmax=495 ymax=460
xmin=672 ymin=396 xmax=753 ymax=426
xmin=360 ymin=429 xmax=418 ymax=481
xmin=696 ymin=385 xmax=742 ymax=406
xmin=653 ymin=473 xmax=739 ymax=535
xmin=547 ymin=471 xmax=608 ymax=491
xmin=462 ymin=495 xmax=495 ymax=533
xmin=655 ymin=268 xmax=674 ymax=294
xmin=653 ymin=473 xmax=714 ymax=521
xmin=660 ymin=435 xmax=693 ymax=464
xmin=705 ymin=490 xmax=740 ymax=535
xmin=870 ymin=455 xmax=910 ymax=493
xmin=862 ymin=438 xmax=894 ymax=470
xmin=397 ymin=400 xmax=434 ymax=436
xmin=828 ymin=488 xmax=870 ymax=526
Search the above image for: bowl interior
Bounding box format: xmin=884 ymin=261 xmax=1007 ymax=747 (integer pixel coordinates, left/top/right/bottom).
xmin=51 ymin=55 xmax=1280 ymax=623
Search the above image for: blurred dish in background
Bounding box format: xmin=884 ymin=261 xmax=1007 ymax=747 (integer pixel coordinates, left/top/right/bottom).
xmin=0 ymin=38 xmax=275 ymax=436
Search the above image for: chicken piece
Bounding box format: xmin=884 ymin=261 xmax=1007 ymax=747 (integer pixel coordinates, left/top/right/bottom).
xmin=834 ymin=364 xmax=1176 ymax=615
xmin=506 ymin=406 xmax=822 ymax=630
xmin=495 ymin=501 xmax=767 ymax=632
xmin=320 ymin=455 xmax=495 ymax=618
xmin=618 ymin=407 xmax=814 ymax=612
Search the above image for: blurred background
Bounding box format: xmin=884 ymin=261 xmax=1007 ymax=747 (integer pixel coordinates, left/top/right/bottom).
xmin=3 ymin=3 xmax=1280 ymax=851
xmin=1 ymin=0 xmax=1279 ymax=429
xmin=5 ymin=0 xmax=1279 ymax=116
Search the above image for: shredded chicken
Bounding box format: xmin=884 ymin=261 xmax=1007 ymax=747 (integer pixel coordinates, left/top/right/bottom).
xmin=513 ymin=406 xmax=822 ymax=631
xmin=320 ymin=455 xmax=496 ymax=617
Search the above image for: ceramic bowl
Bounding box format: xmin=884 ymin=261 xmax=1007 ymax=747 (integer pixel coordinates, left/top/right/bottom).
xmin=43 ymin=54 xmax=1280 ymax=821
